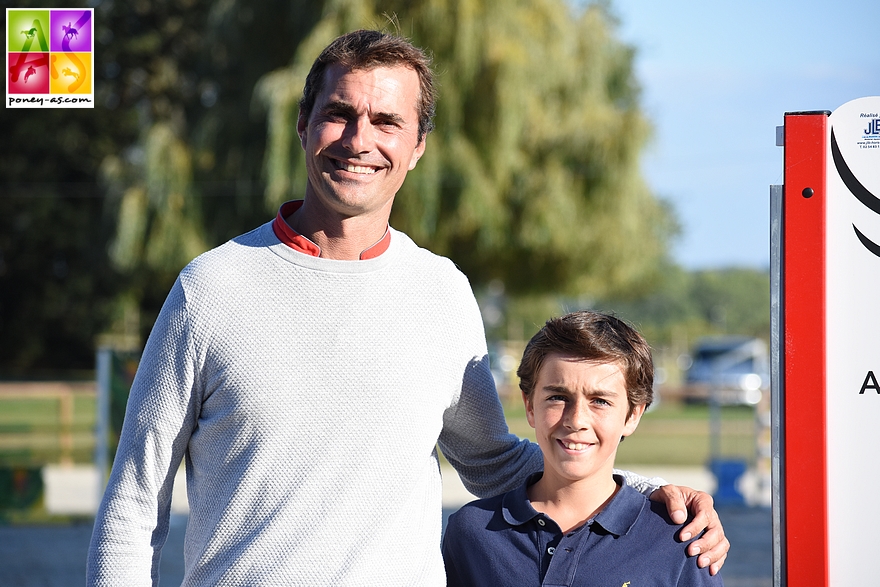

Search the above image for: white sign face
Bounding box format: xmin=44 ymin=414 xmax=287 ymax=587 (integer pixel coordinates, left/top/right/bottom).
xmin=825 ymin=96 xmax=880 ymax=583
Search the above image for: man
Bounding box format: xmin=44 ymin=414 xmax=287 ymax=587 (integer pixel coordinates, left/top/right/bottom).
xmin=88 ymin=30 xmax=728 ymax=586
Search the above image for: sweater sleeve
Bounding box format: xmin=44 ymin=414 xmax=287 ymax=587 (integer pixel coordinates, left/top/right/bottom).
xmin=87 ymin=277 xmax=201 ymax=587
xmin=438 ymin=353 xmax=544 ymax=498
xmin=431 ymin=271 xmax=541 ymax=498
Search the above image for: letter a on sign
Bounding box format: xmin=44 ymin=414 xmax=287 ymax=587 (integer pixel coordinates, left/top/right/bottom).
xmin=859 ymin=371 xmax=880 ymax=394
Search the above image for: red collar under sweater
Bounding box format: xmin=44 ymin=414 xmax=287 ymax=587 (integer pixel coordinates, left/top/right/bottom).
xmin=271 ymin=200 xmax=391 ymax=260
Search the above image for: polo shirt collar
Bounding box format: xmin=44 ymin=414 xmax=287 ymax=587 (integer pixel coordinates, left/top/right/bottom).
xmin=501 ymin=472 xmax=645 ymax=537
xmin=271 ymin=200 xmax=392 ymax=260
xmin=501 ymin=472 xmax=544 ymax=527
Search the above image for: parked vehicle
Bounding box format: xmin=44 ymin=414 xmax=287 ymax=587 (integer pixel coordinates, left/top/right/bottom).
xmin=681 ymin=336 xmax=769 ymax=406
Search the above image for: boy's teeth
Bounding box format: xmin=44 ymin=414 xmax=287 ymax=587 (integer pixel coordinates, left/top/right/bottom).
xmin=565 ymin=442 xmax=587 ymax=450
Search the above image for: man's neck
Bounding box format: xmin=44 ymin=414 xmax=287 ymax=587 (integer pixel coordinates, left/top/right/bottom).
xmin=286 ymin=199 xmax=391 ymax=261
xmin=527 ymin=472 xmax=620 ymax=533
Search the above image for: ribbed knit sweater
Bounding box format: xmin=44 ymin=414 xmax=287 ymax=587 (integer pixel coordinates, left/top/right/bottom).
xmin=87 ymin=220 xmax=659 ymax=586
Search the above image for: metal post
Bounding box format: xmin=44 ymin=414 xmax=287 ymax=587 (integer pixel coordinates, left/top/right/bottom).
xmin=95 ymin=346 xmax=111 ymax=501
xmin=770 ymin=182 xmax=784 ymax=587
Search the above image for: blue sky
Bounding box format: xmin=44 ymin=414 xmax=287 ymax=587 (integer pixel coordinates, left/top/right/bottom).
xmin=609 ymin=0 xmax=880 ymax=269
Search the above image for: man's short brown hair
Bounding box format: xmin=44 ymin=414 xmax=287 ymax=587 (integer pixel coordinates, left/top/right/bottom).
xmin=517 ymin=310 xmax=654 ymax=415
xmin=299 ymin=29 xmax=437 ymax=142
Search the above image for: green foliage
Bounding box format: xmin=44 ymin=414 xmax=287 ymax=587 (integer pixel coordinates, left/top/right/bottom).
xmin=1 ymin=0 xmax=326 ymax=372
xmin=0 ymin=467 xmax=43 ymax=512
xmin=2 ymin=0 xmax=675 ymax=372
xmin=258 ymin=0 xmax=676 ymax=296
xmin=592 ymin=266 xmax=771 ymax=356
xmin=95 ymin=0 xmax=328 ymax=341
xmin=0 ymin=0 xmax=130 ymax=372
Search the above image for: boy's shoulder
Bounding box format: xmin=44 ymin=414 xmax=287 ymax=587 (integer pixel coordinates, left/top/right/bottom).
xmin=444 ymin=473 xmax=543 ymax=544
xmin=603 ymin=483 xmax=687 ymax=544
xmin=445 ymin=488 xmax=513 ymax=536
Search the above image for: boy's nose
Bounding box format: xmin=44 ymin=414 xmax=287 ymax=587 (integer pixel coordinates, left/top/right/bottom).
xmin=565 ymin=401 xmax=590 ymax=430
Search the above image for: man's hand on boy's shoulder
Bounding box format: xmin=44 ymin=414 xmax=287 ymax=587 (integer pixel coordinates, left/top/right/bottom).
xmin=649 ymin=484 xmax=729 ymax=576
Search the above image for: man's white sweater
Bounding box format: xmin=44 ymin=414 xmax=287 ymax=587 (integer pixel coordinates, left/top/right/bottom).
xmin=87 ymin=220 xmax=657 ymax=586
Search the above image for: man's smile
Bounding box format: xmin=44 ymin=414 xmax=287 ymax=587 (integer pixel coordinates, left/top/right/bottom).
xmin=330 ymin=158 xmax=383 ymax=175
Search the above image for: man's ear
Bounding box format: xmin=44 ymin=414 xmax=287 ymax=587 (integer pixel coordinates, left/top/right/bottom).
xmin=408 ymin=136 xmax=427 ymax=171
xmin=297 ymin=113 xmax=308 ymax=149
xmin=622 ymin=403 xmax=647 ymax=437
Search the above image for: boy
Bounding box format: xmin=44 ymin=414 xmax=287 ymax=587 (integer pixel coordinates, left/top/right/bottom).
xmin=442 ymin=311 xmax=723 ymax=586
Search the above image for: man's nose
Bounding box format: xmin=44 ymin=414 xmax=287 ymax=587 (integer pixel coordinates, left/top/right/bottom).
xmin=342 ymin=117 xmax=375 ymax=153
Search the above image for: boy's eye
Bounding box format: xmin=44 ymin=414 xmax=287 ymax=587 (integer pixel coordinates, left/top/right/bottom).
xmin=547 ymin=395 xmax=567 ymax=402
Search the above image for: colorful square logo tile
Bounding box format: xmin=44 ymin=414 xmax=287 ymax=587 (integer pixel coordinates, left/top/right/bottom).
xmin=50 ymin=52 xmax=91 ymax=94
xmin=8 ymin=52 xmax=50 ymax=93
xmin=6 ymin=8 xmax=94 ymax=108
xmin=50 ymin=10 xmax=92 ymax=53
xmin=7 ymin=10 xmax=50 ymax=53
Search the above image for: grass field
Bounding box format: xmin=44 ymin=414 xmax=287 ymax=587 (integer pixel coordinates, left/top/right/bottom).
xmin=0 ymin=391 xmax=97 ymax=466
xmin=0 ymin=389 xmax=759 ymax=469
xmin=501 ymin=397 xmax=759 ymax=466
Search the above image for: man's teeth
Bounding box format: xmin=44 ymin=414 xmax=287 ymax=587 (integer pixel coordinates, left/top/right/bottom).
xmin=342 ymin=163 xmax=377 ymax=174
xmin=564 ymin=442 xmax=589 ymax=451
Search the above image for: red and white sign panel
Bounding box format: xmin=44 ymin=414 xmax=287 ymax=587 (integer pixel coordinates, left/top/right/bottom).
xmin=781 ymin=96 xmax=880 ymax=587
xmin=825 ymin=96 xmax=880 ymax=585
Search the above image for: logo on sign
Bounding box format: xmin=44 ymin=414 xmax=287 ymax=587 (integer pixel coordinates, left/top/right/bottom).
xmin=831 ymin=127 xmax=880 ymax=258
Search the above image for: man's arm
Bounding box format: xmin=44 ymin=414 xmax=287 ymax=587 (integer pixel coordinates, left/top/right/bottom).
xmin=87 ymin=279 xmax=199 ymax=586
xmin=438 ymin=354 xmax=545 ymax=497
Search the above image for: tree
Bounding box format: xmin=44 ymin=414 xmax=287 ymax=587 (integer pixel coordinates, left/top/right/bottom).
xmin=0 ymin=0 xmax=326 ymax=372
xmin=592 ymin=266 xmax=771 ymax=351
xmin=1 ymin=0 xmax=675 ymax=372
xmin=257 ymin=0 xmax=675 ymax=297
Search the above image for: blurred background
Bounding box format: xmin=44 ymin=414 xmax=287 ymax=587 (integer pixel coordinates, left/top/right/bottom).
xmin=3 ymin=0 xmax=878 ymax=584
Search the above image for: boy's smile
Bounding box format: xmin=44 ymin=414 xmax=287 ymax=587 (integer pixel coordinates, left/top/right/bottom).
xmin=525 ymin=354 xmax=645 ymax=493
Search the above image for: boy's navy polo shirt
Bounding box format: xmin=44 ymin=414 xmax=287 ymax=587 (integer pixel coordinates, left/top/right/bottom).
xmin=442 ymin=473 xmax=723 ymax=587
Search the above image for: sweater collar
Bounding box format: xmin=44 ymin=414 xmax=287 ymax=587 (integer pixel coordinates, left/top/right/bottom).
xmin=272 ymin=200 xmax=392 ymax=260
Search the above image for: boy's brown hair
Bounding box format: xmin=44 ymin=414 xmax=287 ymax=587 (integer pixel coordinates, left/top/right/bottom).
xmin=517 ymin=310 xmax=654 ymax=415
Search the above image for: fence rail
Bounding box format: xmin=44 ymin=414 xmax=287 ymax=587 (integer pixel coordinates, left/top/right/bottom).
xmin=0 ymin=382 xmax=97 ymax=466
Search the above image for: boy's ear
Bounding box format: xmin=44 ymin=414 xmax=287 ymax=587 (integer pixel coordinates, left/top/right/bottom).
xmin=523 ymin=391 xmax=536 ymax=429
xmin=622 ymin=403 xmax=647 ymax=437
